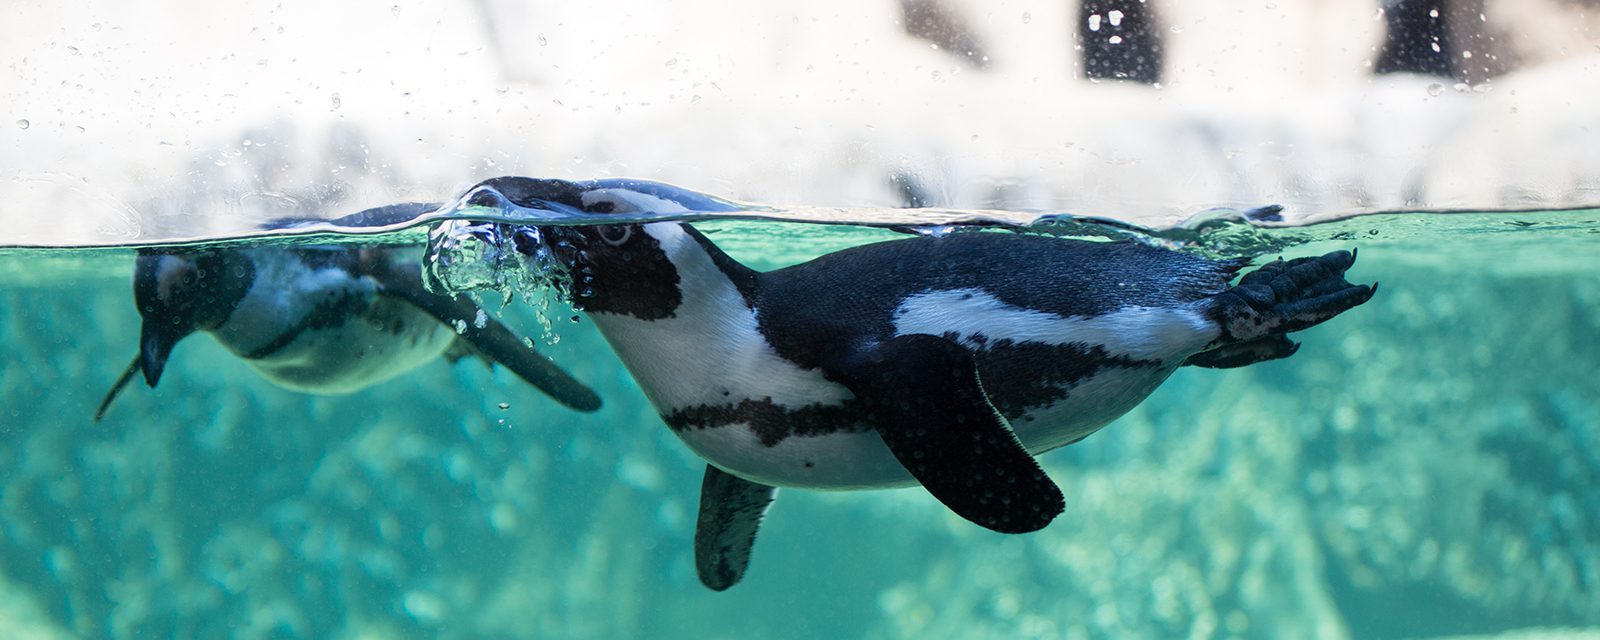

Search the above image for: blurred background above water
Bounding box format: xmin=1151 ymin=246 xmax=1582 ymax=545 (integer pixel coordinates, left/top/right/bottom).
xmin=4 ymin=0 xmax=1600 ymax=245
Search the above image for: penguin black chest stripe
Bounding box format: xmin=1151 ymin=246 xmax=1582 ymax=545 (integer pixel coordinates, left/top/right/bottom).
xmin=220 ymin=248 xmax=384 ymax=361
xmin=238 ymin=290 xmax=375 ymax=360
xmin=665 ymin=398 xmax=871 ymax=447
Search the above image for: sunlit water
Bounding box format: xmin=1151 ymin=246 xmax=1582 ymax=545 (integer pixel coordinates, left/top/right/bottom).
xmin=1 ymin=203 xmax=1598 ymax=639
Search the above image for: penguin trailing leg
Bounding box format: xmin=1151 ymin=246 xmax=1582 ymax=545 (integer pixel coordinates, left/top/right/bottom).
xmin=459 ymin=176 xmax=1375 ymax=590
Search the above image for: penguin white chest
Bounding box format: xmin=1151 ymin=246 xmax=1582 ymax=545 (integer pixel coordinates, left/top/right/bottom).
xmin=241 ymin=298 xmax=457 ymax=394
xmin=210 ymin=260 xmax=456 ymax=394
xmin=589 ymin=289 xmax=851 ymax=414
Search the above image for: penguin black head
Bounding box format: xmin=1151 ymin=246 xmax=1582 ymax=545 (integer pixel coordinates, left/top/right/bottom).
xmin=132 ymin=249 xmax=254 ymax=386
xmin=515 ymin=218 xmax=685 ymax=321
xmin=456 ymin=176 xmax=757 ymax=319
xmin=464 ymin=176 xmax=723 ymax=320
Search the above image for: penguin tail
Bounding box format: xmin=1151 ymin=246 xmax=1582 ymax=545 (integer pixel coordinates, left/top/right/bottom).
xmin=1204 ymin=249 xmax=1377 ymax=346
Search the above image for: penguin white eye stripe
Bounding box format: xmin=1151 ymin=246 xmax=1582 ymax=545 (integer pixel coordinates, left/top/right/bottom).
xmin=581 ymin=188 xmax=692 ymax=214
xmin=891 ymin=289 xmax=1218 ymax=361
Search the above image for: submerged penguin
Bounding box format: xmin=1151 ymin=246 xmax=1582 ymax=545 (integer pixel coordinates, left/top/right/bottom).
xmin=96 ymin=203 xmax=601 ymax=420
xmin=469 ymin=176 xmax=1374 ymax=590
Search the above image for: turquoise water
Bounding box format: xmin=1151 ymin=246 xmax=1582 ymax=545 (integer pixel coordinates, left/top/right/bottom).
xmin=1 ymin=207 xmax=1599 ymax=638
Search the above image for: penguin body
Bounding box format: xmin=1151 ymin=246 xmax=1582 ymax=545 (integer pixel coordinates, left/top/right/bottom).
xmin=164 ymin=245 xmax=457 ymax=393
xmin=96 ymin=206 xmax=600 ymax=419
xmin=588 ymin=230 xmax=1233 ymax=490
xmin=463 ymin=176 xmax=1374 ymax=589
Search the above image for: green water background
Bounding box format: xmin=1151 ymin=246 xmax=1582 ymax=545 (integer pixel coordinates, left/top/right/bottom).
xmin=1 ymin=217 xmax=1598 ymax=638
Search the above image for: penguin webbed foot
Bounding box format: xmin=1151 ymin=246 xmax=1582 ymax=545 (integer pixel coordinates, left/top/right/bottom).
xmin=1217 ymin=249 xmax=1377 ymax=340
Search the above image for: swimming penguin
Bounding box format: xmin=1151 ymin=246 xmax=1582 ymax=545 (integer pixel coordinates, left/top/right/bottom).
xmin=95 ymin=203 xmax=602 ymax=420
xmin=466 ymin=176 xmax=1374 ymax=590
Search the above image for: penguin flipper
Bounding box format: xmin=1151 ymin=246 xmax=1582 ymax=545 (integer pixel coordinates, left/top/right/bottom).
xmin=829 ymin=334 xmax=1064 ymax=534
xmin=367 ymin=257 xmax=602 ymax=412
xmin=694 ymin=465 xmax=778 ymax=591
xmin=94 ymin=354 xmax=144 ymax=422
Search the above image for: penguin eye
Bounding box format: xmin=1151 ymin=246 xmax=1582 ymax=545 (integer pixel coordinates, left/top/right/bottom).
xmin=598 ymin=225 xmax=633 ymax=246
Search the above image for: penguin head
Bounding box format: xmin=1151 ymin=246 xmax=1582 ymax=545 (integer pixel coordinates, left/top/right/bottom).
xmin=132 ymin=250 xmax=253 ymax=386
xmin=466 ymin=176 xmax=737 ymax=320
xmin=525 ymin=220 xmax=687 ymax=320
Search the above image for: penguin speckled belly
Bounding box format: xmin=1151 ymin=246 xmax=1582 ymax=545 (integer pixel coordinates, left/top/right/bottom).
xmin=474 ymin=176 xmax=1375 ymax=590
xmin=95 ymin=205 xmax=601 ymax=420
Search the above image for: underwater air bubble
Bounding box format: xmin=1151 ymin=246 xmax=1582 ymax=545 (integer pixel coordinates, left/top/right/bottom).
xmin=426 ymin=219 xmax=580 ymax=347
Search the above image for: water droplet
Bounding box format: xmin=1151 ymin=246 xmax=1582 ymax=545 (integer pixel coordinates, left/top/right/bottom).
xmin=664 ymin=58 xmax=678 ymax=68
xmin=497 ymin=402 xmax=510 ymax=410
xmin=1108 ymin=10 xmax=1124 ymax=26
xmin=970 ymin=134 xmax=979 ymax=142
xmin=330 ymin=92 xmax=341 ymax=111
xmin=1087 ymin=14 xmax=1102 ymax=31
xmin=14 ymin=119 xmax=28 ymax=130
xmin=1426 ymin=83 xmax=1444 ymax=96
xmin=1021 ymin=11 xmax=1031 ymax=24
xmin=537 ymin=34 xmax=548 ymax=46
xmin=1108 ymin=35 xmax=1124 ymax=44
xmin=390 ymin=5 xmax=401 ymax=15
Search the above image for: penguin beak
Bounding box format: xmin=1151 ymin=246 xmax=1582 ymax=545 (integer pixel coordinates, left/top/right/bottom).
xmin=138 ymin=322 xmax=188 ymax=387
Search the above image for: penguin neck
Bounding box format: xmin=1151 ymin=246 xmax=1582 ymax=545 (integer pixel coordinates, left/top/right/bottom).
xmin=676 ymin=224 xmax=758 ymax=303
xmin=585 ymin=223 xmax=770 ymax=410
xmin=594 ymin=222 xmax=758 ymax=326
